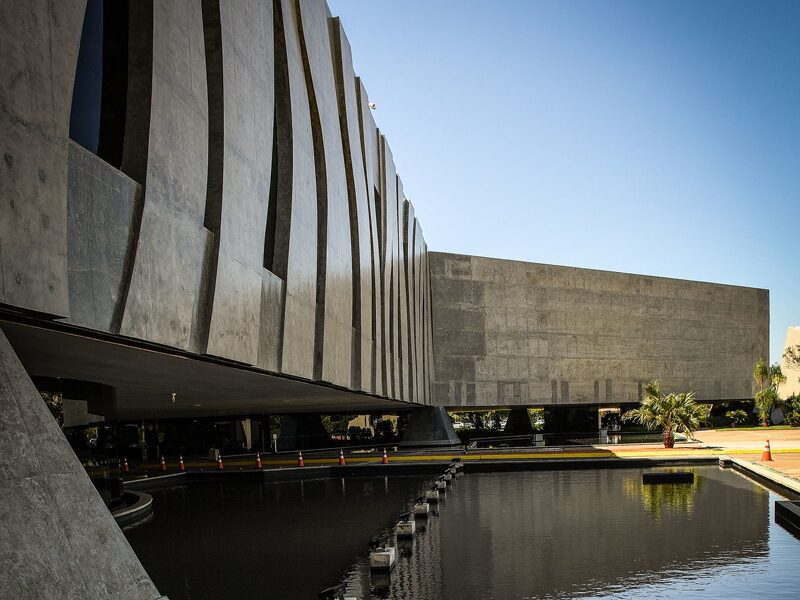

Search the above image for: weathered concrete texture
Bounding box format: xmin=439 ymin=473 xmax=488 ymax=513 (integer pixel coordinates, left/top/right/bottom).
xmin=330 ymin=18 xmax=374 ymax=394
xmin=66 ymin=141 xmax=142 ymax=331
xmin=297 ymin=0 xmax=353 ymax=388
xmin=278 ymin=0 xmax=318 ymax=380
xmin=205 ymin=0 xmax=275 ymax=365
xmin=0 ymin=329 xmax=163 ymax=600
xmin=413 ymin=220 xmax=426 ymax=404
xmin=0 ymin=0 xmax=85 ymax=317
xmin=397 ymin=178 xmax=410 ymax=401
xmin=356 ymin=78 xmax=384 ymax=396
xmin=380 ymin=138 xmax=401 ymax=398
xmin=400 ymin=406 xmax=461 ymax=447
xmin=120 ymin=0 xmax=211 ymax=351
xmin=431 ymin=252 xmax=769 ymax=407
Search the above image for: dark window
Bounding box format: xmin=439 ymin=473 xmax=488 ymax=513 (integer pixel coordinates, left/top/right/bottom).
xmin=69 ymin=0 xmax=130 ymax=168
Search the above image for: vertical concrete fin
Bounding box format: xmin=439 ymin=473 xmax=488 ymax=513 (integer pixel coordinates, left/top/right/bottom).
xmin=356 ymin=78 xmax=383 ymax=395
xmin=204 ymin=1 xmax=276 ymax=365
xmin=329 ymin=17 xmax=363 ymax=391
xmin=192 ymin=0 xmax=225 ymax=355
xmin=119 ymin=0 xmax=211 ymax=351
xmin=111 ymin=1 xmax=154 ymax=334
xmin=296 ymin=0 xmax=353 ymax=388
xmin=294 ymin=0 xmax=329 ymax=382
xmin=276 ymin=0 xmax=317 ymax=380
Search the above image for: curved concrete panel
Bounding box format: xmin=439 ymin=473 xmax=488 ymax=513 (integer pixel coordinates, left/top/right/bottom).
xmin=205 ymin=0 xmax=275 ymax=365
xmin=331 ymin=20 xmax=374 ymax=393
xmin=403 ymin=202 xmax=417 ymax=402
xmin=0 ymin=0 xmax=85 ymax=317
xmin=278 ymin=0 xmax=318 ymax=380
xmin=120 ymin=0 xmax=211 ymax=351
xmin=413 ymin=219 xmax=426 ymax=404
xmin=380 ymin=137 xmax=400 ymax=399
xmin=357 ymin=79 xmax=384 ymax=396
xmin=396 ymin=179 xmax=410 ymax=401
xmin=66 ymin=142 xmax=143 ymax=332
xmin=296 ymin=0 xmax=353 ymax=388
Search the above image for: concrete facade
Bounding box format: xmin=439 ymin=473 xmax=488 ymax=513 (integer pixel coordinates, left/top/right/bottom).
xmin=1 ymin=0 xmax=434 ymax=412
xmin=0 ymin=2 xmax=774 ymax=598
xmin=430 ymin=252 xmax=769 ymax=407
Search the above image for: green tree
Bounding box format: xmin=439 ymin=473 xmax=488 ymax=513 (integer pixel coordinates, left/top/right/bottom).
xmin=785 ymin=394 xmax=800 ymax=427
xmin=725 ymin=409 xmax=748 ymax=427
xmin=754 ymin=363 xmax=786 ymax=427
xmin=622 ymin=381 xmax=710 ymax=448
xmin=770 ymin=362 xmax=787 ymax=392
xmin=753 ymin=358 xmax=769 ymax=393
xmin=755 ymin=388 xmax=779 ymax=427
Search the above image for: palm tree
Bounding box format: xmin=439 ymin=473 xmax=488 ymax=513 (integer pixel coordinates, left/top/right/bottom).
xmin=753 ymin=358 xmax=769 ymax=393
xmin=622 ymin=381 xmax=710 ymax=448
xmin=755 ymin=388 xmax=779 ymax=427
xmin=755 ymin=363 xmax=787 ymax=427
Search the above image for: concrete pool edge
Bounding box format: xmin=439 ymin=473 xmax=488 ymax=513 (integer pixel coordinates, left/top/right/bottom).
xmin=724 ymin=456 xmax=800 ymax=497
xmin=120 ymin=454 xmax=800 ymax=500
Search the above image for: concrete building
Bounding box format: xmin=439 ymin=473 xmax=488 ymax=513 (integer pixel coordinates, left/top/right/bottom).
xmin=431 ymin=253 xmax=769 ymax=411
xmin=0 ymin=1 xmax=769 ymax=597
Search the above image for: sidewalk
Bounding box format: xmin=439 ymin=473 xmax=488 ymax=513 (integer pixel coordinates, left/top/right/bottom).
xmin=119 ymin=428 xmax=800 ymax=487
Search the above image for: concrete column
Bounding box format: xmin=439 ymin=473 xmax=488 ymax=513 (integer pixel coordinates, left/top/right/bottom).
xmin=400 ymin=407 xmax=461 ymax=447
xmin=0 ymin=329 xmax=164 ymax=599
xmin=504 ymin=408 xmax=535 ymax=436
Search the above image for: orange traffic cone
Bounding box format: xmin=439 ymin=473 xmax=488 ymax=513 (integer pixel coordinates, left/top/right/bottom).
xmin=122 ymin=457 xmax=129 ymax=474
xmin=178 ymin=455 xmax=186 ymax=471
xmin=217 ymin=454 xmax=224 ymax=470
xmin=761 ymin=440 xmax=773 ymax=462
xmin=255 ymin=452 xmax=262 ymax=469
xmin=382 ymin=448 xmax=389 ymax=465
xmin=160 ymin=456 xmax=167 ymax=471
xmin=297 ymin=451 xmax=305 ymax=467
xmin=338 ymin=449 xmax=346 ymax=466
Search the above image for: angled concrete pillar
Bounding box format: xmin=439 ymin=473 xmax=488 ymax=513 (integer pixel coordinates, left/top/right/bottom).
xmin=400 ymin=407 xmax=461 ymax=448
xmin=0 ymin=329 xmax=164 ymax=599
xmin=504 ymin=408 xmax=535 ymax=436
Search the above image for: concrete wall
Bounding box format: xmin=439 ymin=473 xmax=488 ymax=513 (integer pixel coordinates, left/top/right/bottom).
xmin=430 ymin=252 xmax=769 ymax=407
xmin=0 ymin=329 xmax=164 ymax=599
xmin=1 ymin=0 xmax=434 ymax=405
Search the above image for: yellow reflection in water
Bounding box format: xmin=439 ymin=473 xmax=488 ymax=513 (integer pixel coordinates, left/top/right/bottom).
xmin=623 ymin=470 xmax=702 ymax=519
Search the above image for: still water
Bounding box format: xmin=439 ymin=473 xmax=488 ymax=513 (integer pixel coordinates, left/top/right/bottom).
xmin=125 ymin=467 xmax=800 ymax=599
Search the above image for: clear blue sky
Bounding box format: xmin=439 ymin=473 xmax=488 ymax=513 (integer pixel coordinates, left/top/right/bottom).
xmin=329 ymin=0 xmax=799 ymax=364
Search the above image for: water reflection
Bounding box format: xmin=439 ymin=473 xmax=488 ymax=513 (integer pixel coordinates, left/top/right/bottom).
xmin=341 ymin=467 xmax=798 ymax=599
xmin=622 ymin=471 xmax=703 ymax=518
xmin=124 ymin=475 xmax=431 ymax=600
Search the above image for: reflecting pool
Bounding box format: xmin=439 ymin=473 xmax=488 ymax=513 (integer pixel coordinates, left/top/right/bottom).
xmin=341 ymin=467 xmax=800 ymax=599
xmin=124 ymin=466 xmax=800 ymax=599
xmin=123 ymin=475 xmax=431 ymax=600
